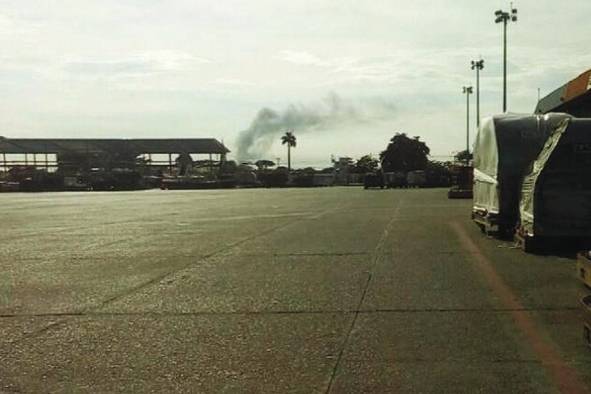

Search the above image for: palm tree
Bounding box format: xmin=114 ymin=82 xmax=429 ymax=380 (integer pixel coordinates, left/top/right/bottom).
xmin=281 ymin=130 xmax=297 ymax=172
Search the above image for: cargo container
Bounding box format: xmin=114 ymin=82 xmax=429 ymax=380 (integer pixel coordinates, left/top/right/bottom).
xmin=472 ymin=113 xmax=570 ymax=235
xmin=517 ymin=118 xmax=591 ymax=250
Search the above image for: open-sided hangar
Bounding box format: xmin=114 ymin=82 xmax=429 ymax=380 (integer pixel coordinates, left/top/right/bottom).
xmin=0 ymin=138 xmax=229 ymax=174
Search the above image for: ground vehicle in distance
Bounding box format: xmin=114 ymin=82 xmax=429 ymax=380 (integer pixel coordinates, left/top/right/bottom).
xmin=364 ymin=172 xmax=384 ymax=189
xmin=448 ymin=163 xmax=473 ymax=199
xmin=384 ymin=171 xmax=407 ymax=188
xmin=406 ymin=170 xmax=426 ymax=188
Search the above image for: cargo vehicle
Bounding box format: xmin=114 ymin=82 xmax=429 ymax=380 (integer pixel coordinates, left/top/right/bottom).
xmin=406 ymin=170 xmax=426 ymax=188
xmin=472 ymin=113 xmax=570 ymax=235
xmin=363 ymin=172 xmax=384 ymax=189
xmin=448 ymin=164 xmax=473 ymax=199
xmin=517 ymin=118 xmax=591 ymax=251
xmin=384 ymin=171 xmax=407 ymax=188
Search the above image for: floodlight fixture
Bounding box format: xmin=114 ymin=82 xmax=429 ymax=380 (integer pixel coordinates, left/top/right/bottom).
xmin=471 ymin=59 xmax=484 ymax=129
xmin=494 ymin=4 xmax=518 ymax=112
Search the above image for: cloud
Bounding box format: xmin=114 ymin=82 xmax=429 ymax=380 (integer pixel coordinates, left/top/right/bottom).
xmin=213 ymin=78 xmax=256 ymax=86
xmin=277 ymin=50 xmax=330 ymax=67
xmin=62 ymin=51 xmax=212 ymax=78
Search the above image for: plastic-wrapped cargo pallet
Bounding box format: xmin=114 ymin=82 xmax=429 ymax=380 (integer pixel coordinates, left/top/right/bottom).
xmin=519 ymin=118 xmax=591 ymax=242
xmin=472 ymin=112 xmax=571 ymax=235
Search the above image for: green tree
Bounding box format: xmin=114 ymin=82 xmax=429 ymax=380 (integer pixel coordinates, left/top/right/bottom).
xmin=280 ymin=130 xmax=297 ymax=172
xmin=354 ymin=155 xmax=379 ymax=174
xmin=380 ymin=133 xmax=430 ymax=172
xmin=255 ymin=159 xmax=276 ymax=171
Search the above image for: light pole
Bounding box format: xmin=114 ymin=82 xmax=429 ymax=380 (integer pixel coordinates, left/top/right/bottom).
xmin=471 ymin=59 xmax=484 ymax=130
xmin=463 ymin=86 xmax=473 ymax=157
xmin=495 ymin=5 xmax=517 ymax=112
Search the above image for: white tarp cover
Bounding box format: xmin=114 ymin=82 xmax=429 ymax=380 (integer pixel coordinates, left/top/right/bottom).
xmin=472 ymin=113 xmax=571 ymax=225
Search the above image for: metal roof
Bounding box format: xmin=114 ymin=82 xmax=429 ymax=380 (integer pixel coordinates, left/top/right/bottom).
xmin=535 ymin=69 xmax=591 ymax=116
xmin=0 ymin=138 xmax=230 ymax=154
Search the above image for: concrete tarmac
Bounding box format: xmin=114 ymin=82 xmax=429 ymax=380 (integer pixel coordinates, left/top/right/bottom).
xmin=1 ymin=188 xmax=590 ymax=393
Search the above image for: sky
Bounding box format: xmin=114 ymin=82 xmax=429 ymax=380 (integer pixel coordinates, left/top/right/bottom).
xmin=1 ymin=0 xmax=591 ymax=167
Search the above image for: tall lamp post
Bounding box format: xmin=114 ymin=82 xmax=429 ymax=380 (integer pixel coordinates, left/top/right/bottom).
xmin=463 ymin=86 xmax=473 ymax=157
xmin=495 ymin=5 xmax=518 ymax=112
xmin=471 ymin=59 xmax=484 ymax=130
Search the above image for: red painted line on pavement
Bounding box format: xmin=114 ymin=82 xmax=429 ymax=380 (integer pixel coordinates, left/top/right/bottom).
xmin=451 ymin=221 xmax=590 ymax=394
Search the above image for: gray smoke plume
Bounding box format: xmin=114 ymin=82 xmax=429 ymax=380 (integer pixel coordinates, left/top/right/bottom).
xmin=235 ymin=93 xmax=396 ymax=161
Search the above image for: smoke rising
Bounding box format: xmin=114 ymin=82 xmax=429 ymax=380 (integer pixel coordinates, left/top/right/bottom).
xmin=235 ymin=93 xmax=396 ymax=161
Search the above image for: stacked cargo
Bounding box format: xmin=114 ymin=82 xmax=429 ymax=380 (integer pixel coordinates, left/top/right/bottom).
xmin=474 ymin=113 xmax=591 ymax=251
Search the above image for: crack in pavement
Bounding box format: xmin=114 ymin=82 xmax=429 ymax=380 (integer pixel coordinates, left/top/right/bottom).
xmin=0 ymin=306 xmax=581 ymax=320
xmin=325 ymin=202 xmax=402 ymax=394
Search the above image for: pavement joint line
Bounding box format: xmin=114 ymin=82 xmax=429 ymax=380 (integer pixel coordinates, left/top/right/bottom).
xmin=7 ymin=204 xmax=348 ymax=344
xmin=92 ymin=218 xmax=314 ymax=308
xmin=325 ymin=203 xmax=402 ymax=394
xmin=451 ymin=221 xmax=591 ymax=394
xmin=271 ymin=252 xmax=370 ymax=257
xmin=0 ymin=306 xmax=581 ymax=319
